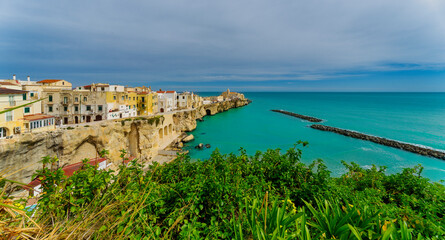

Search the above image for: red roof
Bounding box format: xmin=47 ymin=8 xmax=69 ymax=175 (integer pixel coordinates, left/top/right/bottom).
xmin=25 ymin=157 xmax=108 ymax=190
xmin=22 ymin=114 xmax=54 ymax=121
xmin=157 ymin=91 xmax=175 ymax=93
xmin=0 ymin=87 xmax=27 ymax=94
xmin=37 ymin=79 xmax=63 ymax=83
xmin=0 ymin=81 xmax=19 ymax=86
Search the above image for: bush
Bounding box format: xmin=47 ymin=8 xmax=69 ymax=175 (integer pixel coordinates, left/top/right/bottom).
xmin=5 ymin=144 xmax=443 ymax=239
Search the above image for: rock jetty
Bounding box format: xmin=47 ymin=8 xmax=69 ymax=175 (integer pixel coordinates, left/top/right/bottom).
xmin=271 ymin=110 xmax=323 ymax=122
xmin=310 ymin=124 xmax=445 ymax=160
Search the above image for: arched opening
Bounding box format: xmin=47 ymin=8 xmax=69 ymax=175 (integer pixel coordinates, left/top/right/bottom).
xmin=75 ymin=116 xmax=79 ymax=124
xmin=119 ymin=113 xmax=123 ymax=118
xmin=86 ymin=116 xmax=91 ymax=122
xmin=164 ymin=126 xmax=168 ymax=136
xmin=0 ymin=127 xmax=9 ymax=138
xmin=95 ymin=115 xmax=103 ymax=121
xmin=158 ymin=128 xmax=164 ymax=139
xmin=206 ymin=109 xmax=211 ymax=115
xmin=129 ymin=123 xmax=139 ymax=157
xmin=169 ymin=124 xmax=173 ymax=134
xmin=160 ymin=108 xmax=164 ymax=113
xmin=64 ymin=117 xmax=68 ymax=125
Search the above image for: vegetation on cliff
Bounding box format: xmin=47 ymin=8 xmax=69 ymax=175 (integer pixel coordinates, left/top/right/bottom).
xmin=1 ymin=142 xmax=444 ymax=239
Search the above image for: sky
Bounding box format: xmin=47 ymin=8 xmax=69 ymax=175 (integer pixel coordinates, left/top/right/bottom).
xmin=1 ymin=0 xmax=445 ymax=91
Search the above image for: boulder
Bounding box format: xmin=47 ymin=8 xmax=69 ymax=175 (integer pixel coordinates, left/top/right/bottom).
xmin=195 ymin=143 xmax=204 ymax=149
xmin=183 ymin=134 xmax=194 ymax=142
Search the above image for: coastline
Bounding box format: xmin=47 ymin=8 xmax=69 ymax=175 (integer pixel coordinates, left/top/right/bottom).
xmin=0 ymin=97 xmax=251 ymax=183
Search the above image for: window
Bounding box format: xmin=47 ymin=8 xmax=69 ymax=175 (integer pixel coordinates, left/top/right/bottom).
xmin=101 ymin=87 xmax=105 ymax=91
xmin=5 ymin=112 xmax=13 ymax=122
xmin=83 ymin=97 xmax=87 ymax=102
xmin=142 ymin=104 xmax=145 ymax=108
xmin=30 ymin=93 xmax=34 ymax=97
xmin=122 ymin=96 xmax=124 ymax=100
xmin=113 ymin=96 xmax=116 ymax=100
xmin=98 ymin=105 xmax=103 ymax=111
xmin=62 ymin=82 xmax=65 ymax=85
xmin=86 ymin=105 xmax=91 ymax=111
xmin=9 ymin=95 xmax=14 ymax=106
xmin=129 ymin=105 xmax=131 ymax=109
xmin=133 ymin=97 xmax=135 ymax=100
xmin=126 ymin=95 xmax=128 ymax=99
xmin=75 ymin=97 xmax=79 ymax=102
xmin=133 ymin=105 xmax=136 ymax=109
xmin=75 ymin=106 xmax=79 ymax=112
xmin=64 ymin=106 xmax=68 ymax=112
xmin=183 ymin=96 xmax=185 ymax=99
xmin=49 ymin=95 xmax=53 ymax=102
xmin=1 ymin=128 xmax=7 ymax=138
xmin=64 ymin=97 xmax=68 ymax=104
xmin=48 ymin=106 xmax=53 ymax=112
xmin=142 ymin=97 xmax=145 ymax=102
xmin=24 ymin=107 xmax=30 ymax=113
xmin=23 ymin=94 xmax=27 ymax=100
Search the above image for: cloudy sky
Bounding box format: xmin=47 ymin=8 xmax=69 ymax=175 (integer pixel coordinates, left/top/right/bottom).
xmin=1 ymin=0 xmax=445 ymax=91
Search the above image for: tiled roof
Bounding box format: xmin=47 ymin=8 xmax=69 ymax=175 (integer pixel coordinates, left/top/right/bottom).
xmin=157 ymin=91 xmax=176 ymax=93
xmin=25 ymin=157 xmax=108 ymax=189
xmin=37 ymin=79 xmax=63 ymax=83
xmin=0 ymin=81 xmax=19 ymax=86
xmin=22 ymin=114 xmax=54 ymax=121
xmin=0 ymin=87 xmax=27 ymax=94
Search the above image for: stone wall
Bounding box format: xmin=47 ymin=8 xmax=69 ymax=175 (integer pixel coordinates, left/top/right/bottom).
xmin=0 ymin=98 xmax=251 ymax=183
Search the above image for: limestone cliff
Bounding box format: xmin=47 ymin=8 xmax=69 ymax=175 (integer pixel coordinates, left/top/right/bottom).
xmin=0 ymin=99 xmax=250 ymax=183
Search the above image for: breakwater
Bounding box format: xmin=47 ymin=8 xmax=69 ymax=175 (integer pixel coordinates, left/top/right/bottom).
xmin=271 ymin=110 xmax=323 ymax=122
xmin=310 ymin=124 xmax=445 ymax=160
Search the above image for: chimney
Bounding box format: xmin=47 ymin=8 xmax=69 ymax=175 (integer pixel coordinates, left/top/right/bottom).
xmin=27 ymin=76 xmax=30 ymax=83
xmin=13 ymin=74 xmax=16 ymax=80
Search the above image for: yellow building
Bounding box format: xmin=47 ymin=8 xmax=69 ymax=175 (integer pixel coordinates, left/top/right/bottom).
xmin=0 ymin=88 xmax=27 ymax=138
xmin=0 ymin=88 xmax=56 ymax=138
xmin=136 ymin=91 xmax=158 ymax=116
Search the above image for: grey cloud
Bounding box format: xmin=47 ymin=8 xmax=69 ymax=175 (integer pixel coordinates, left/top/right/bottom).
xmin=1 ymin=0 xmax=444 ymax=84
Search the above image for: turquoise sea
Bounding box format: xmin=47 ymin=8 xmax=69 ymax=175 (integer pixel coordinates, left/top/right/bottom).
xmin=185 ymin=93 xmax=445 ymax=182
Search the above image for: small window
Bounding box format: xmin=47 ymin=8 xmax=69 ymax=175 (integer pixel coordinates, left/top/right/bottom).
xmin=49 ymin=95 xmax=53 ymax=102
xmin=30 ymin=93 xmax=34 ymax=97
xmin=86 ymin=105 xmax=91 ymax=111
xmin=126 ymin=95 xmax=128 ymax=99
xmin=64 ymin=106 xmax=68 ymax=112
xmin=23 ymin=94 xmax=27 ymax=100
xmin=24 ymin=107 xmax=30 ymax=113
xmin=113 ymin=96 xmax=116 ymax=100
xmin=62 ymin=82 xmax=65 ymax=85
xmin=64 ymin=97 xmax=68 ymax=104
xmin=83 ymin=97 xmax=87 ymax=102
xmin=133 ymin=97 xmax=135 ymax=100
xmin=75 ymin=97 xmax=79 ymax=102
xmin=5 ymin=112 xmax=13 ymax=122
xmin=142 ymin=97 xmax=145 ymax=102
xmin=98 ymin=105 xmax=103 ymax=111
xmin=101 ymin=87 xmax=104 ymax=91
xmin=122 ymin=96 xmax=124 ymax=100
xmin=75 ymin=106 xmax=79 ymax=111
xmin=48 ymin=106 xmax=53 ymax=112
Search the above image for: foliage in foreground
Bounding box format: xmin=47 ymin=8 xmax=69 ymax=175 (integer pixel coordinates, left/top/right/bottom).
xmin=1 ymin=143 xmax=444 ymax=239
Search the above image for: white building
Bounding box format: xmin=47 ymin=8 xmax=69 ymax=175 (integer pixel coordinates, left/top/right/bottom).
xmin=157 ymin=91 xmax=177 ymax=113
xmin=107 ymin=104 xmax=137 ymax=120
